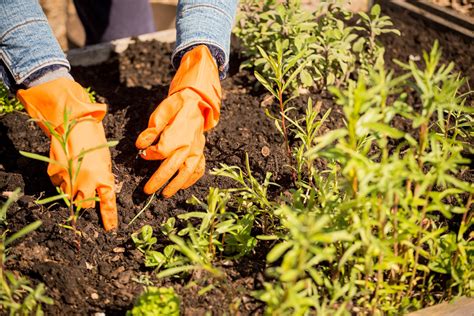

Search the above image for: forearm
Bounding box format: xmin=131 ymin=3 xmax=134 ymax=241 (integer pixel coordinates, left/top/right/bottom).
xmin=172 ymin=0 xmax=238 ymax=79
xmin=0 ymin=0 xmax=71 ymax=90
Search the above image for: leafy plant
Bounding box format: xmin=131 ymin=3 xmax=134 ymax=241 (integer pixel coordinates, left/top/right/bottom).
xmin=353 ymin=4 xmax=401 ymax=74
xmin=0 ymin=191 xmax=53 ymax=315
xmin=127 ymin=287 xmax=179 ymax=316
xmin=0 ymin=84 xmax=23 ymax=115
xmin=132 ymin=185 xmax=262 ymax=279
xmin=235 ymin=0 xmax=316 ymax=90
xmin=259 ymin=42 xmax=473 ymax=314
xmin=19 ymin=107 xmax=118 ymax=231
xmin=255 ymin=40 xmax=307 ymax=180
xmin=131 ymin=225 xmax=157 ymax=253
xmin=85 ymin=87 xmax=97 ymax=103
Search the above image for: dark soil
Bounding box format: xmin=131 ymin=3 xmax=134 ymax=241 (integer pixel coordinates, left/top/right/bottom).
xmin=0 ymin=8 xmax=472 ymax=315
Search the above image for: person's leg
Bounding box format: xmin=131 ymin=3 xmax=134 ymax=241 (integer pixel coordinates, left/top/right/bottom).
xmin=73 ymin=0 xmax=155 ymax=45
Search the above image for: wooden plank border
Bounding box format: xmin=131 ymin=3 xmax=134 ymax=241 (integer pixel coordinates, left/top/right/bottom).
xmin=66 ymin=29 xmax=176 ymax=67
xmin=380 ymin=0 xmax=473 ymax=38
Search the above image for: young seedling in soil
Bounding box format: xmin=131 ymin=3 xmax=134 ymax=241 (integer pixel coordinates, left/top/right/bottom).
xmin=0 ymin=191 xmax=53 ymax=314
xmin=255 ymin=40 xmax=307 ymax=181
xmin=19 ymin=108 xmax=118 ymax=236
xmin=127 ymin=286 xmax=180 ymax=316
xmin=0 ymin=84 xmax=23 ymax=115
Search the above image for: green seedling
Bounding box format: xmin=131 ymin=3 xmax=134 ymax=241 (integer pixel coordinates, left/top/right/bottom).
xmin=0 ymin=84 xmax=23 ymax=115
xmin=0 ymin=191 xmax=53 ymax=315
xmin=255 ymin=40 xmax=307 ymax=181
xmin=0 ymin=189 xmax=21 ymax=226
xmin=234 ymin=0 xmax=317 ymax=91
xmin=85 ymin=87 xmax=97 ymax=103
xmin=131 ymin=225 xmax=157 ymax=253
xmin=127 ymin=287 xmax=180 ymax=316
xmin=353 ymin=4 xmax=401 ymax=74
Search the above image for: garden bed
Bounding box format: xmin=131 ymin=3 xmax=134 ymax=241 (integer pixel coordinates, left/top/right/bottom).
xmin=0 ymin=7 xmax=472 ymax=315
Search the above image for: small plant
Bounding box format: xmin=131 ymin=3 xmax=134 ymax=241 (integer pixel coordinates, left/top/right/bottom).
xmin=0 ymin=191 xmax=53 ymax=315
xmin=234 ymin=0 xmax=316 ymax=90
xmin=255 ymin=40 xmax=307 ymax=180
xmin=0 ymin=84 xmax=23 ymax=114
xmin=127 ymin=287 xmax=180 ymax=316
xmin=131 ymin=225 xmax=157 ymax=253
xmin=310 ymin=1 xmax=357 ymax=89
xmin=132 ymin=186 xmax=261 ymax=279
xmin=0 ymin=189 xmax=21 ymax=226
xmin=85 ymin=87 xmax=97 ymax=103
xmin=353 ymin=4 xmax=401 ymax=74
xmin=19 ymin=108 xmax=118 ymax=231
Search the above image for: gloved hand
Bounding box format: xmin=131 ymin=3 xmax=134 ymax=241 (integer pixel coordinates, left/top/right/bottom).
xmin=17 ymin=78 xmax=118 ymax=231
xmin=136 ymin=45 xmax=221 ymax=197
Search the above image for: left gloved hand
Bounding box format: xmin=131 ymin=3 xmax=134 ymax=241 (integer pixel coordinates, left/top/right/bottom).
xmin=17 ymin=78 xmax=118 ymax=231
xmin=135 ymin=45 xmax=221 ymax=197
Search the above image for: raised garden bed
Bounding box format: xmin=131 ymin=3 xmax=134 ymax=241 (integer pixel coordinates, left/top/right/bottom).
xmin=0 ymin=5 xmax=472 ymax=315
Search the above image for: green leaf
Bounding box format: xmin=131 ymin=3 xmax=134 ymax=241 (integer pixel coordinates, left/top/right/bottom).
xmin=307 ymin=129 xmax=348 ymax=156
xmin=254 ymin=71 xmax=278 ymax=98
xmin=370 ymin=4 xmax=381 ymax=17
xmin=256 ymin=235 xmax=279 ymax=241
xmin=19 ymin=151 xmax=66 ymax=169
xmin=36 ymin=194 xmax=70 ymax=205
xmin=0 ymin=188 xmax=21 ymax=224
xmin=283 ymin=62 xmax=307 ymax=92
xmin=156 ymin=265 xmax=198 ymax=278
xmin=353 ymin=37 xmax=365 ymax=53
xmin=267 ymin=241 xmax=293 ymax=263
xmin=300 ymin=69 xmax=313 ymax=87
xmin=5 ymin=220 xmax=42 ymax=246
xmin=74 ymin=141 xmax=119 ymax=161
xmin=363 ymin=122 xmax=405 ymax=139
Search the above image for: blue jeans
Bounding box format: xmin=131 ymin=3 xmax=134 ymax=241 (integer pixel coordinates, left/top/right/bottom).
xmin=0 ymin=0 xmax=238 ymax=90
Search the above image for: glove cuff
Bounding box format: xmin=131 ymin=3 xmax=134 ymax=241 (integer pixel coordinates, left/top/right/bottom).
xmin=16 ymin=78 xmax=106 ymax=134
xmin=168 ymin=45 xmax=222 ymax=131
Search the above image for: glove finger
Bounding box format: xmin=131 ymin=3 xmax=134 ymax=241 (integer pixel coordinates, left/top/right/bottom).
xmin=75 ymin=187 xmax=97 ymax=209
xmin=143 ymin=148 xmax=188 ymax=195
xmin=162 ymin=154 xmax=201 ymax=198
xmin=139 ymin=144 xmax=167 ymax=161
xmin=181 ymin=155 xmax=205 ymax=189
xmin=136 ymin=127 xmax=161 ymax=150
xmin=97 ymin=186 xmax=118 ymax=231
xmin=136 ymin=95 xmax=184 ymax=149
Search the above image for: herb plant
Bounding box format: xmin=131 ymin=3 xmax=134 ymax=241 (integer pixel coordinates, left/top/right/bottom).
xmin=0 ymin=84 xmax=23 ymax=115
xmin=127 ymin=287 xmax=179 ymax=316
xmin=0 ymin=190 xmax=53 ymax=315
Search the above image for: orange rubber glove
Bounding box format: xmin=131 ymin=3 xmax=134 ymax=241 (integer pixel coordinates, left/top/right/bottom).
xmin=17 ymin=78 xmax=118 ymax=231
xmin=136 ymin=45 xmax=221 ymax=197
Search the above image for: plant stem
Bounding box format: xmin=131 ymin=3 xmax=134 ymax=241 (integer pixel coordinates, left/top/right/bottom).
xmin=408 ymin=185 xmax=432 ymax=296
xmin=391 ymin=193 xmax=399 ymax=280
xmin=278 ymin=89 xmax=296 ymax=182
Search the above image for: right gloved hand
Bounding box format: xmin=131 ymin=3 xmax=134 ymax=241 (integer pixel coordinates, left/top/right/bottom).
xmin=17 ymin=78 xmax=118 ymax=231
xmin=135 ymin=45 xmax=221 ymax=197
